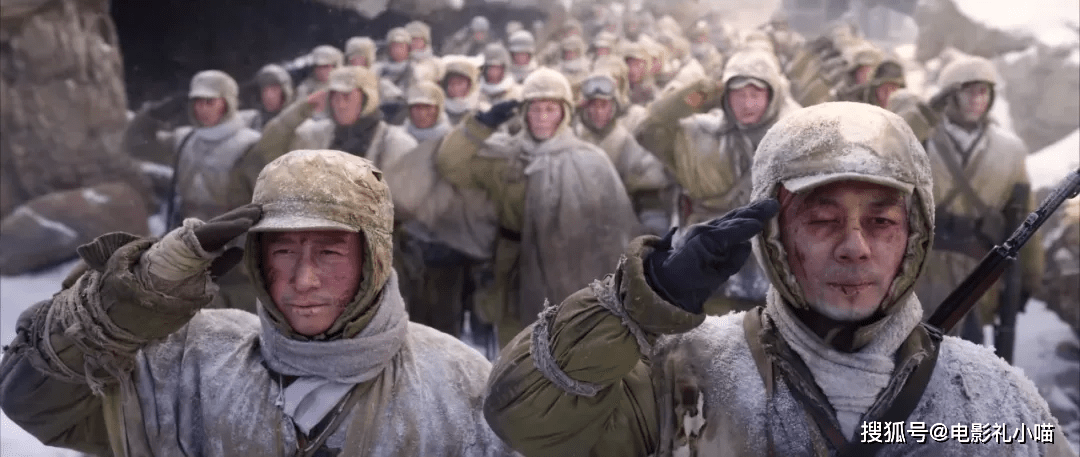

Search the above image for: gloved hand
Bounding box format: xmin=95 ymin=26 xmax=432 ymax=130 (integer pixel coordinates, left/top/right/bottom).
xmin=475 ymin=100 xmax=521 ymax=128
xmin=142 ymin=204 xmax=262 ymax=287
xmin=645 ymin=199 xmax=780 ymax=314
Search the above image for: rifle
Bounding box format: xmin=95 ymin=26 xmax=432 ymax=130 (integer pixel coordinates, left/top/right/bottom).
xmin=927 ymin=168 xmax=1080 ymax=335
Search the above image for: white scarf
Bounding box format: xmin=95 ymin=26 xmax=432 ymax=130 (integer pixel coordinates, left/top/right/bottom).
xmin=406 ymin=115 xmax=451 ymax=143
xmin=444 ymin=93 xmax=479 ymax=117
xmin=479 ymin=76 xmax=515 ymax=100
xmin=192 ymin=114 xmax=245 ymax=142
xmin=259 ymin=272 xmax=409 ymax=434
xmin=766 ymin=289 xmax=924 ymax=439
xmin=943 ymin=117 xmax=985 ymax=153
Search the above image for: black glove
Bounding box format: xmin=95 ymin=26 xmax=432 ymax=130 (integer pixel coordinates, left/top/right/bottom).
xmin=193 ymin=204 xmax=262 ymax=279
xmin=379 ymin=102 xmax=406 ymax=120
xmin=645 ymin=199 xmax=780 ymax=314
xmin=475 ymin=100 xmax=521 ymax=128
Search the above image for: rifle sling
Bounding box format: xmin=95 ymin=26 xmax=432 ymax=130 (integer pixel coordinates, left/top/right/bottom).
xmin=164 ymin=129 xmax=197 ymax=232
xmin=744 ymin=308 xmax=942 ymax=457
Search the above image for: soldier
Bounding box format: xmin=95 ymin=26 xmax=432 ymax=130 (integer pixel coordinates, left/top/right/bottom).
xmin=441 ymin=56 xmax=488 ymax=125
xmin=344 ymin=36 xmax=377 ymax=68
xmin=760 ymin=9 xmax=806 ymax=69
xmin=238 ymin=64 xmax=295 ymax=132
xmin=590 ymin=31 xmax=618 ymax=60
xmin=122 ymin=70 xmax=264 ymax=313
xmin=434 ymin=68 xmax=641 ymax=347
xmin=885 ymin=88 xmax=939 ymax=146
xmin=623 ymin=41 xmax=659 ymax=106
xmin=404 ymin=80 xmax=451 ymax=143
xmin=443 ymin=16 xmax=491 ymax=57
xmin=635 ymin=50 xmax=801 ymax=314
xmin=405 ymin=20 xmax=436 ymax=63
xmin=507 ymin=30 xmax=538 ymax=83
xmin=295 ymin=45 xmax=343 ymax=103
xmin=688 ymin=21 xmax=725 ymax=73
xmin=557 ymin=35 xmax=591 ymax=84
xmin=376 ymin=27 xmax=414 ymax=108
xmin=479 ymin=43 xmax=523 ymax=106
xmin=0 ymin=149 xmax=514 ymax=456
xmin=575 ymin=71 xmax=673 ymax=236
xmin=483 ymin=102 xmax=1076 ymax=456
xmin=915 ymin=55 xmax=1043 ymax=346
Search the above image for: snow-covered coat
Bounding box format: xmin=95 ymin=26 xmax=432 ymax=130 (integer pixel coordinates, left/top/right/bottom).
xmin=0 ymin=149 xmax=514 ymax=456
xmin=483 ymin=102 xmax=1076 ymax=457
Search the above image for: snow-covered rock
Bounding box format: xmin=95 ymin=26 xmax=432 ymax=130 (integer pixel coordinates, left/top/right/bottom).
xmin=995 ymin=45 xmax=1080 ymax=152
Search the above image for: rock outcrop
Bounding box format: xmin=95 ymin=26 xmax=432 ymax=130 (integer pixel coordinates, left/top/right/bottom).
xmin=2 ymin=0 xmax=152 ymax=274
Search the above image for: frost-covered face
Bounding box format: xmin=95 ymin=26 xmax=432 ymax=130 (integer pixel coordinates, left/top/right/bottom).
xmin=484 ymin=65 xmax=505 ymax=84
xmin=192 ymin=97 xmax=227 ymax=127
xmin=627 ymin=57 xmax=647 ymax=85
xmin=874 ymin=82 xmax=901 ymax=108
xmin=446 ymin=74 xmax=472 ymax=99
xmin=955 ymin=82 xmax=992 ymax=123
xmin=410 ymin=37 xmax=427 ymax=53
xmin=512 ymin=52 xmax=532 ymax=66
xmin=330 ymin=89 xmax=365 ymax=126
xmin=313 ymin=64 xmax=334 ymax=83
xmin=727 ymin=84 xmax=771 ymax=126
xmin=779 ymin=180 xmax=909 ymax=321
xmin=389 ymin=42 xmax=410 ymax=62
xmin=526 ymin=99 xmax=564 ymax=141
xmin=260 ymin=84 xmax=284 ymax=113
xmin=409 ymin=103 xmax=439 ymax=129
xmin=262 ymin=230 xmax=364 ymax=336
xmin=348 ymin=55 xmax=369 ymax=68
xmin=584 ymin=98 xmax=616 ymax=130
xmin=854 ymin=65 xmax=874 ymax=85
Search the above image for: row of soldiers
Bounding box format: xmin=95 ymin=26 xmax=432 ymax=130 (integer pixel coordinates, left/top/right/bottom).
xmin=122 ymin=5 xmax=1049 ymax=358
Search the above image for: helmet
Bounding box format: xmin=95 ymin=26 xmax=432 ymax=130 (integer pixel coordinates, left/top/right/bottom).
xmin=521 ymin=68 xmax=575 ymax=134
xmin=406 ymin=79 xmax=446 ymax=112
xmin=471 ymin=16 xmax=490 ymax=32
xmin=483 ymin=42 xmax=511 ymax=68
xmin=405 ymin=20 xmax=431 ymax=45
xmin=344 ymin=37 xmax=377 ymax=66
xmin=188 ymin=69 xmax=240 ymax=123
xmin=386 ymin=27 xmax=411 ymax=44
xmin=508 ymin=30 xmax=536 ymax=54
xmin=311 ymin=45 xmax=344 ymax=67
xmin=254 ymin=64 xmax=295 ymax=106
xmin=930 ymin=55 xmax=997 ymax=110
xmin=327 ymin=66 xmax=380 ymax=117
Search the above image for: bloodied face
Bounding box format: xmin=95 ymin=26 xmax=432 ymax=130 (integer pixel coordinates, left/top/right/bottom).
xmin=262 ymin=230 xmax=364 ymax=336
xmin=779 ymin=180 xmax=909 ymax=321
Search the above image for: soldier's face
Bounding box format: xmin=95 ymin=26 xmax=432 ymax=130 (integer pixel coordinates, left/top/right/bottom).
xmin=484 ymin=65 xmax=505 ymax=84
xmin=585 ymin=98 xmax=615 ymax=130
xmin=192 ymin=97 xmax=227 ymax=127
xmin=874 ymin=82 xmax=901 ymax=108
xmin=512 ymin=52 xmax=532 ymax=66
xmin=348 ymin=55 xmax=369 ymax=68
xmin=854 ymin=65 xmax=874 ymax=85
xmin=261 ymin=84 xmax=284 ymax=113
xmin=956 ymin=82 xmax=992 ymax=123
xmin=728 ymin=84 xmax=770 ymax=125
xmin=411 ymin=37 xmax=427 ymax=52
xmin=262 ymin=230 xmax=363 ymax=336
xmin=389 ymin=43 xmax=410 ymax=62
xmin=779 ymin=181 xmax=909 ymax=322
xmin=563 ymin=50 xmax=580 ymax=61
xmin=595 ymin=47 xmax=611 ymax=56
xmin=445 ymin=74 xmax=472 ymax=99
xmin=473 ymin=31 xmax=488 ymax=42
xmin=409 ymin=103 xmax=439 ymax=129
xmin=626 ymin=58 xmax=647 ymax=84
xmin=314 ymin=65 xmax=334 ymax=83
xmin=526 ymin=99 xmax=564 ymax=141
xmin=330 ymin=90 xmax=365 ymax=126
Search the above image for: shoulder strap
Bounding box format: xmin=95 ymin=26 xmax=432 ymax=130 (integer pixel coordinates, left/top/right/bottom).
xmin=164 ymin=129 xmax=198 ymax=232
xmin=935 ymin=128 xmax=992 ymax=216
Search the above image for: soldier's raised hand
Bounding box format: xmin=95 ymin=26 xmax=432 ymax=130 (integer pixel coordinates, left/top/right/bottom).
xmin=475 ymin=100 xmax=521 ymax=128
xmin=645 ymin=199 xmax=780 ymax=314
xmin=142 ymin=204 xmax=262 ymax=287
